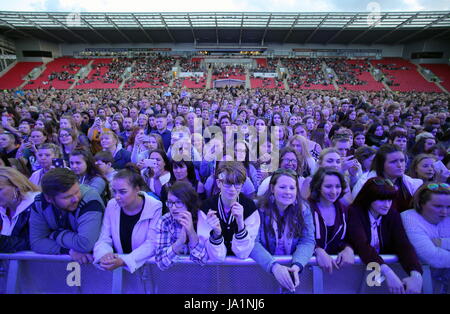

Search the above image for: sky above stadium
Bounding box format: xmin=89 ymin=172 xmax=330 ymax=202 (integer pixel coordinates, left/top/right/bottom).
xmin=1 ymin=0 xmax=450 ymax=12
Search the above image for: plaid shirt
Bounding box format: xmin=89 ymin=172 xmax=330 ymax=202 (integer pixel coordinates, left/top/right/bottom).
xmin=155 ymin=212 xmax=208 ymax=271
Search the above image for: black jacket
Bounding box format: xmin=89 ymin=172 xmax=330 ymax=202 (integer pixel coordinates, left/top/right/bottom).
xmin=0 ymin=203 xmax=33 ymax=253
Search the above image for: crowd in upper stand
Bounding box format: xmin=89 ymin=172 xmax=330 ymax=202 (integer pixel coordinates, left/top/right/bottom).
xmin=212 ymin=65 xmax=246 ymax=78
xmin=282 ymin=58 xmax=331 ymax=88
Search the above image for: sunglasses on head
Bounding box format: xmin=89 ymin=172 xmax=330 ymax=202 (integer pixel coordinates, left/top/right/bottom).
xmin=426 ymin=183 xmax=450 ymax=191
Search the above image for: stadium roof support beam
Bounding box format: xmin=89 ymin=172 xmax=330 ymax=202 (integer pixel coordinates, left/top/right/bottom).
xmin=261 ymin=13 xmax=273 ymax=46
xmin=106 ymin=16 xmax=132 ymax=43
xmin=131 ymin=14 xmax=154 ymax=43
xmin=0 ymin=18 xmax=36 ymax=40
xmin=348 ymin=13 xmax=388 ymax=44
xmin=372 ymin=13 xmax=420 ymax=44
xmin=79 ymin=16 xmax=111 ymax=43
xmin=282 ymin=13 xmax=301 ymax=43
xmin=325 ymin=14 xmax=358 ymax=44
xmin=215 ymin=13 xmax=219 ymax=46
xmin=159 ymin=14 xmax=176 ymax=43
xmin=19 ymin=14 xmax=66 ymax=43
xmin=187 ymin=14 xmax=196 ymax=45
xmin=398 ymin=12 xmax=450 ymax=44
xmin=47 ymin=14 xmax=90 ymax=44
xmin=239 ymin=13 xmax=244 ymax=46
xmin=304 ymin=13 xmax=330 ymax=44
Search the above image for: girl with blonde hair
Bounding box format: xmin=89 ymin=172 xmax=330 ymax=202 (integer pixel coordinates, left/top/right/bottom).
xmin=287 ymin=135 xmax=317 ymax=177
xmin=0 ymin=167 xmax=40 ymax=252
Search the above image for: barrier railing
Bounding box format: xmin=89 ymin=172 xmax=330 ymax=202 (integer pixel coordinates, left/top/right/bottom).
xmin=0 ymin=252 xmax=433 ymax=294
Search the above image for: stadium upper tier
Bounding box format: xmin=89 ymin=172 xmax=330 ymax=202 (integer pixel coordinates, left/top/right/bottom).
xmin=0 ymin=11 xmax=449 ymax=44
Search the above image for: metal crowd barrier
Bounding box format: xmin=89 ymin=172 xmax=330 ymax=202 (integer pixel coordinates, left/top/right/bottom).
xmin=0 ymin=252 xmax=433 ymax=294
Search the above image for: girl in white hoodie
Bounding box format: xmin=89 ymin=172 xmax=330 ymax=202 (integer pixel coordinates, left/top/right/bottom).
xmin=94 ymin=164 xmax=162 ymax=273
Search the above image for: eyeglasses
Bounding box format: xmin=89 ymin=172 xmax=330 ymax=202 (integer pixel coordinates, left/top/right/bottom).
xmin=282 ymin=158 xmax=297 ymax=165
xmin=220 ymin=180 xmax=243 ymax=189
xmin=59 ymin=134 xmax=71 ymax=138
xmin=166 ymin=200 xmax=185 ymax=208
xmin=427 ymin=183 xmax=450 ymax=190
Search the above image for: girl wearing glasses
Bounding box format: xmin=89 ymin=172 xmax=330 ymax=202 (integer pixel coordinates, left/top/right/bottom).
xmin=250 ymin=168 xmax=315 ymax=293
xmin=155 ymin=181 xmax=208 ymax=270
xmin=401 ymin=183 xmax=450 ymax=293
xmin=257 ymin=147 xmax=306 ymax=197
xmin=198 ymin=162 xmax=260 ymax=260
xmin=308 ymin=167 xmax=355 ymax=274
xmin=58 ymin=128 xmax=84 ymax=165
xmin=59 ymin=114 xmax=90 ymax=147
xmin=347 ymin=177 xmax=423 ymax=294
xmin=94 ymin=165 xmax=162 ymax=273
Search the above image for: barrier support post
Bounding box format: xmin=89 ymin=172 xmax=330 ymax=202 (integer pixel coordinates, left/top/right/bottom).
xmin=6 ymin=260 xmax=20 ymax=294
xmin=312 ymin=266 xmax=324 ymax=294
xmin=112 ymin=267 xmax=123 ymax=294
xmin=422 ymin=265 xmax=433 ymax=294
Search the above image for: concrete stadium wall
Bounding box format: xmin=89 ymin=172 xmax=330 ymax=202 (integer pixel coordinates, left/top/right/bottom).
xmin=39 ymin=40 xmax=62 ymax=61
xmin=15 ymin=38 xmax=62 ymax=62
xmin=403 ymin=39 xmax=450 ymax=64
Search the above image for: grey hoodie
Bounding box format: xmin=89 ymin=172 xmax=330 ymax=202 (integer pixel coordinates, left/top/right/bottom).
xmin=29 ymin=185 xmax=105 ymax=254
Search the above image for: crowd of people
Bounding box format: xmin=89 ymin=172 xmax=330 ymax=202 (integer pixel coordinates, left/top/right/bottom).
xmin=326 ymin=59 xmax=370 ymax=86
xmin=180 ymin=57 xmax=203 ymax=72
xmin=99 ymin=58 xmax=134 ymax=84
xmin=48 ymin=71 xmax=76 ymax=82
xmin=212 ymin=65 xmax=246 ymax=78
xmin=125 ymin=56 xmax=175 ymax=88
xmin=0 ymin=85 xmax=449 ymax=294
xmin=282 ymin=58 xmax=331 ymax=88
xmin=254 ymin=58 xmax=278 ymax=73
xmin=376 ymin=63 xmax=411 ymax=71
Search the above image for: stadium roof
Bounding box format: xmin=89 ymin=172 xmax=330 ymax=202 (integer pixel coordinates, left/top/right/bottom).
xmin=0 ymin=11 xmax=450 ymax=45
